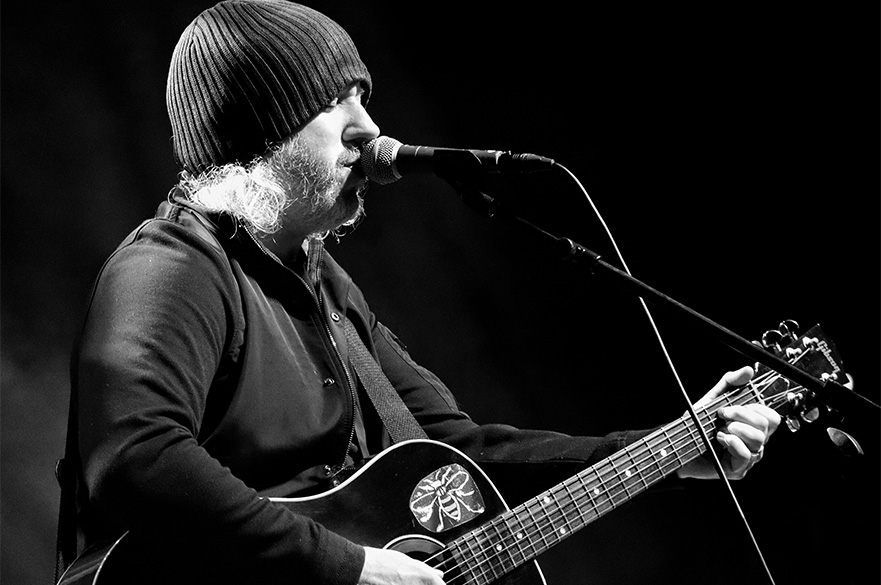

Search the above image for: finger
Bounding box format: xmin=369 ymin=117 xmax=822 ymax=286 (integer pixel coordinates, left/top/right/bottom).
xmin=699 ymin=366 xmax=756 ymax=405
xmin=722 ymin=365 xmax=756 ymax=389
xmin=719 ymin=405 xmax=770 ymax=435
xmin=717 ymin=431 xmax=753 ymax=477
xmin=746 ymin=404 xmax=781 ymax=436
xmin=719 ymin=404 xmax=781 ymax=442
xmin=721 ymin=420 xmax=767 ymax=453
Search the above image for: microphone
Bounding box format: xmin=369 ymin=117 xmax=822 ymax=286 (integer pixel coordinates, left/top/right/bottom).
xmin=360 ymin=136 xmax=555 ymax=185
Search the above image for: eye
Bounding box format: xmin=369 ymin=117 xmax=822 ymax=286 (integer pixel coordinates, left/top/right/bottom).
xmin=329 ymin=83 xmax=366 ymax=108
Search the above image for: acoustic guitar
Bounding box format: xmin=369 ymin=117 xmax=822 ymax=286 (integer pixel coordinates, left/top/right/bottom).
xmin=58 ymin=323 xmax=846 ymax=585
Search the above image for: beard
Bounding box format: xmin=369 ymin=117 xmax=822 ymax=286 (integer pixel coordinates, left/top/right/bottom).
xmin=267 ymin=135 xmax=366 ymax=237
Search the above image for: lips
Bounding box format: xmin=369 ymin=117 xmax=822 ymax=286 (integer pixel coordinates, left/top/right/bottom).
xmin=340 ymin=150 xmax=362 ymax=170
xmin=345 ymin=158 xmax=365 ymax=180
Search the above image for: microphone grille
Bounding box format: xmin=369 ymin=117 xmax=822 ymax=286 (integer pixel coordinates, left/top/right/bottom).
xmin=360 ymin=136 xmax=402 ymax=185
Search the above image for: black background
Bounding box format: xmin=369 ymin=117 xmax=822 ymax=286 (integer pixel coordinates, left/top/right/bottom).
xmin=2 ymin=2 xmax=879 ymax=584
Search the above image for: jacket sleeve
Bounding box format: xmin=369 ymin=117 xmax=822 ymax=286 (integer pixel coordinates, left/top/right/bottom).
xmin=368 ymin=317 xmax=654 ymax=502
xmin=75 ymin=219 xmax=363 ymax=585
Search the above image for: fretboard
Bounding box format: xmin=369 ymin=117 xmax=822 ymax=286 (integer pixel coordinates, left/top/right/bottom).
xmin=439 ymin=384 xmax=765 ymax=585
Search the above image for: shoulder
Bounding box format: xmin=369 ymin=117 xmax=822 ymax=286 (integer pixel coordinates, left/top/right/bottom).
xmin=90 ymin=204 xmax=242 ymax=319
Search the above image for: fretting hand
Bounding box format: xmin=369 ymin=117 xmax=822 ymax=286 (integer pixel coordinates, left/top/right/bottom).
xmin=677 ymin=366 xmax=781 ymax=480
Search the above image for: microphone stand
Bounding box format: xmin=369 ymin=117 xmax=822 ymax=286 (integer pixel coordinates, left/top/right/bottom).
xmin=437 ymin=164 xmax=880 ymax=421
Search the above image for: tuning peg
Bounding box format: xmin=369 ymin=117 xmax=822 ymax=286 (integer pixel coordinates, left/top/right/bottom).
xmin=778 ymin=319 xmax=800 ymax=342
xmin=762 ymin=329 xmax=784 ymax=353
xmin=785 ymin=346 xmax=804 ymax=360
xmin=802 ymin=336 xmax=820 ymax=348
xmin=799 ymin=406 xmax=821 ymax=423
xmin=785 ymin=416 xmax=801 ymax=432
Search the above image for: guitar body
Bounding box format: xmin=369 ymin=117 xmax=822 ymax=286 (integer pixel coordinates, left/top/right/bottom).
xmin=58 ymin=440 xmax=546 ymax=585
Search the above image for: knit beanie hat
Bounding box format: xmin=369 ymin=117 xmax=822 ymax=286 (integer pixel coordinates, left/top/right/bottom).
xmin=167 ymin=0 xmax=372 ymax=173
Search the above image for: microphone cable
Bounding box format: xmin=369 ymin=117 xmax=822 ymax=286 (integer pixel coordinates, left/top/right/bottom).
xmin=553 ymin=161 xmax=777 ymax=585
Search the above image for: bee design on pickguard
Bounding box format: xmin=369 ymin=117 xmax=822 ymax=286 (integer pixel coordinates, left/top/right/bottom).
xmin=409 ymin=464 xmax=486 ymax=533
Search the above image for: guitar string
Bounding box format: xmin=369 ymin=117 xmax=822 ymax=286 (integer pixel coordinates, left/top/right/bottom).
xmin=431 ymin=367 xmax=797 ymax=584
xmin=428 ymin=369 xmax=795 ymax=583
xmin=435 ymin=418 xmax=762 ymax=585
xmin=430 ymin=377 xmax=790 ymax=584
xmin=440 ymin=388 xmax=794 ymax=585
xmin=431 ymin=379 xmax=790 ymax=585
xmin=428 ymin=368 xmax=785 ymax=575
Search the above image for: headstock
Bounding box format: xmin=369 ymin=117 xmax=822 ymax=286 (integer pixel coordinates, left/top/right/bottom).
xmin=750 ymin=320 xmax=847 ymax=434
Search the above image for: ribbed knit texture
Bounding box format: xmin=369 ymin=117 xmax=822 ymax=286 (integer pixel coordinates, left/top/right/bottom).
xmin=167 ymin=0 xmax=372 ymax=173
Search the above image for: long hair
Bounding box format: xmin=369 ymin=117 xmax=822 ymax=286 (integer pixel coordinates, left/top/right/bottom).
xmin=178 ymin=158 xmax=290 ymax=236
xmin=177 ymin=135 xmax=363 ymax=237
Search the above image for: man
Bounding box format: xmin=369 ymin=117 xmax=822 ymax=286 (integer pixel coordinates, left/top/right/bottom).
xmin=66 ymin=2 xmax=779 ymax=584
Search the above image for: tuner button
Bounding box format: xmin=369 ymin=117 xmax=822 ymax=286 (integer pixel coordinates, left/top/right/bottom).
xmin=800 ymin=407 xmax=821 ymax=423
xmin=785 ymin=347 xmax=803 ymax=359
xmin=785 ymin=417 xmax=802 ymax=432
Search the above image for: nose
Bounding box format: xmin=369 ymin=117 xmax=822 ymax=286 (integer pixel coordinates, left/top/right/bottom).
xmin=344 ymin=104 xmax=380 ymax=146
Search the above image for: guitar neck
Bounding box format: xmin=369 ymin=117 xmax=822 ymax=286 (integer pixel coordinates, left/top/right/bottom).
xmin=439 ymin=384 xmax=764 ymax=584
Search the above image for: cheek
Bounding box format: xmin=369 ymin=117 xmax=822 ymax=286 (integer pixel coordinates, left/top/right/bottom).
xmin=297 ymin=111 xmax=346 ymax=158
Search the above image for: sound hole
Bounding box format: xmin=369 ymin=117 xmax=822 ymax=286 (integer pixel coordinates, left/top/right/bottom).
xmin=385 ymin=534 xmax=443 ymax=561
xmin=385 ymin=535 xmax=463 ymax=581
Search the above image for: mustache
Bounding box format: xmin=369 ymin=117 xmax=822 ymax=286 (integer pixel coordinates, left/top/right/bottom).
xmin=339 ymin=147 xmax=361 ymax=167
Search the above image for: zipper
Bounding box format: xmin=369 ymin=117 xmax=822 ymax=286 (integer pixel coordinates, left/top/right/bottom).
xmin=315 ymin=281 xmax=358 ymax=481
xmin=243 ymin=228 xmax=357 ymax=480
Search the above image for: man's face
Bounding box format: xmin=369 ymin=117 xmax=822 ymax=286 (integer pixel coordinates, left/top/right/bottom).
xmin=269 ymin=82 xmax=379 ymax=239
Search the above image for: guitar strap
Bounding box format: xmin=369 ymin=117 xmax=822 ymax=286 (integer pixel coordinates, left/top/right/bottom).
xmin=54 ymin=369 xmax=80 ymax=583
xmin=343 ymin=319 xmax=427 ymax=443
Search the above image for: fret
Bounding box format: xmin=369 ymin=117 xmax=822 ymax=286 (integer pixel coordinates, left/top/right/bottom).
xmin=501 ymin=511 xmax=529 ymax=566
xmin=443 ymin=540 xmax=472 ymax=585
xmin=659 ymin=425 xmax=681 ymax=471
xmin=593 ymin=461 xmax=616 ymax=512
xmin=699 ymin=407 xmax=719 ymax=441
xmin=551 ymin=484 xmax=576 ymax=536
xmin=523 ymin=495 xmax=553 ymax=555
xmin=512 ymin=504 xmax=542 ymax=560
xmin=539 ymin=490 xmax=565 ymax=548
xmin=669 ymin=421 xmax=690 ymax=468
xmin=627 ymin=441 xmax=651 ymax=490
xmin=610 ymin=451 xmax=632 ymax=501
xmin=648 ymin=432 xmax=671 ymax=479
xmin=560 ymin=481 xmax=581 ymax=534
xmin=574 ymin=472 xmax=599 ymax=525
xmin=684 ymin=414 xmax=704 ymax=458
xmin=461 ymin=529 xmax=494 ymax=585
xmin=487 ymin=517 xmax=517 ymax=575
xmin=479 ymin=526 xmax=505 ymax=584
